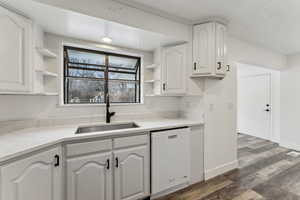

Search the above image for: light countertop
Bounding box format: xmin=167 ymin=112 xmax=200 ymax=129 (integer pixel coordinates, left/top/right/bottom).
xmin=0 ymin=119 xmax=203 ymax=163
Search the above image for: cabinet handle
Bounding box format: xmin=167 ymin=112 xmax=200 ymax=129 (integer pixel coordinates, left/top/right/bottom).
xmin=217 ymin=62 xmax=222 ymax=70
xmin=168 ymin=135 xmax=178 ymax=139
xmin=54 ymin=155 xmax=60 ymax=167
xmin=106 ymin=159 xmax=110 ymax=170
xmin=193 ymin=62 xmax=197 ymax=70
xmin=163 ymin=83 xmax=166 ymax=91
xmin=115 ymin=157 xmax=119 ymax=168
xmin=226 ymin=65 xmax=230 ymax=72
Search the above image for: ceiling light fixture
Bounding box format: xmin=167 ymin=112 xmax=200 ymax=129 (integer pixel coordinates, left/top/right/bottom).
xmin=101 ymin=36 xmax=112 ymax=43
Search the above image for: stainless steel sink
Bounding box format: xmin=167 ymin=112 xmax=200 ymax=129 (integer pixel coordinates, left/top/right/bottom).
xmin=75 ymin=122 xmax=139 ymax=134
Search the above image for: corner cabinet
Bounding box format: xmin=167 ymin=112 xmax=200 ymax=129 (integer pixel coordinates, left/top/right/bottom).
xmin=192 ymin=22 xmax=228 ymax=78
xmin=0 ymin=147 xmax=62 ymax=200
xmin=0 ymin=5 xmax=33 ymax=93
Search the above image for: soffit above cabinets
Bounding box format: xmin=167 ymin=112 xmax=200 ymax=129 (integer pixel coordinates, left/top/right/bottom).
xmin=114 ymin=0 xmax=300 ymax=55
xmin=0 ymin=0 xmax=185 ymax=51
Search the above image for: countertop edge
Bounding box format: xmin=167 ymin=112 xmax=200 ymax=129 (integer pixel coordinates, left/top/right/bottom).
xmin=0 ymin=120 xmax=204 ymax=164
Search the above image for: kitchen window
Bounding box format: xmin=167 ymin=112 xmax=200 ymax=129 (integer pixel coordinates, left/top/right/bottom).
xmin=63 ymin=46 xmax=141 ymax=104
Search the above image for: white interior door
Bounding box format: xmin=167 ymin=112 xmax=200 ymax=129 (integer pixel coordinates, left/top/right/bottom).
xmin=238 ymin=74 xmax=271 ymax=140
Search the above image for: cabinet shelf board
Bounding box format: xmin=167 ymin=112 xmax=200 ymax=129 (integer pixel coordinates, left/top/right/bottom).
xmin=36 ymin=47 xmax=57 ymax=58
xmin=36 ymin=69 xmax=58 ymax=77
xmin=145 ymin=64 xmax=158 ymax=69
xmin=144 ymin=80 xmax=159 ymax=83
xmin=0 ymin=92 xmax=58 ymax=96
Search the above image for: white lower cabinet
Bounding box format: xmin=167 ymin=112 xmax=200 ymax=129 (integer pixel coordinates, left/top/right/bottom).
xmin=66 ymin=134 xmax=150 ymax=200
xmin=114 ymin=145 xmax=150 ymax=200
xmin=67 ymin=152 xmax=113 ymax=200
xmin=0 ymin=147 xmax=62 ymax=200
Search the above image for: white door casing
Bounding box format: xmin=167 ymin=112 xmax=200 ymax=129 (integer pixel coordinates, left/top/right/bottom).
xmin=238 ymin=74 xmax=271 ymax=140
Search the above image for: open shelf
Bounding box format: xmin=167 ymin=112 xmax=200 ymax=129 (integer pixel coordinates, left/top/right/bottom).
xmin=36 ymin=69 xmax=58 ymax=77
xmin=144 ymin=79 xmax=159 ymax=83
xmin=36 ymin=47 xmax=57 ymax=58
xmin=0 ymin=92 xmax=58 ymax=96
xmin=145 ymin=64 xmax=158 ymax=70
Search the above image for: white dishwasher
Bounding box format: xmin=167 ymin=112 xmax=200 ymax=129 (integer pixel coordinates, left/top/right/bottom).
xmin=151 ymin=127 xmax=190 ymax=195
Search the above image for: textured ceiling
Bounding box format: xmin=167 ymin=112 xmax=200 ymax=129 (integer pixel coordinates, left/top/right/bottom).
xmin=115 ymin=0 xmax=300 ymax=55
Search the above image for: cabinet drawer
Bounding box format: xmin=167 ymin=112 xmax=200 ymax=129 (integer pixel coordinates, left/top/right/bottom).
xmin=113 ymin=134 xmax=148 ymax=149
xmin=66 ymin=139 xmax=112 ymax=157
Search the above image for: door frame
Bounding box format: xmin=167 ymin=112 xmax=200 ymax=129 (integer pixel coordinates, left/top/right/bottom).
xmin=236 ymin=63 xmax=279 ymax=143
xmin=237 ymin=73 xmax=272 ymax=140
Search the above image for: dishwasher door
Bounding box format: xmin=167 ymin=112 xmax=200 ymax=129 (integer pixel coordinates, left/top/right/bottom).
xmin=151 ymin=127 xmax=190 ymax=195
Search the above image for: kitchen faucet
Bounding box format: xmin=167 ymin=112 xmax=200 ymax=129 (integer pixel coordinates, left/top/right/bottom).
xmin=106 ymin=94 xmax=115 ymax=123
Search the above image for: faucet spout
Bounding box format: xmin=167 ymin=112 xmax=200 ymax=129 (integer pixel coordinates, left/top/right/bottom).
xmin=106 ymin=94 xmax=115 ymax=123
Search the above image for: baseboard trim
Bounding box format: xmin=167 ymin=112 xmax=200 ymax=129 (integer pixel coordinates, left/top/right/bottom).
xmin=204 ymin=160 xmax=238 ymax=180
xmin=280 ymin=141 xmax=300 ymax=151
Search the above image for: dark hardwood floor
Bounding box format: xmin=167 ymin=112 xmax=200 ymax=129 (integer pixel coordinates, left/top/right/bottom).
xmin=156 ymin=133 xmax=300 ymax=200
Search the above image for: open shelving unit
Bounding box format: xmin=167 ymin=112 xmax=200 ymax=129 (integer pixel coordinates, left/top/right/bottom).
xmin=36 ymin=47 xmax=57 ymax=58
xmin=35 ymin=69 xmax=58 ymax=77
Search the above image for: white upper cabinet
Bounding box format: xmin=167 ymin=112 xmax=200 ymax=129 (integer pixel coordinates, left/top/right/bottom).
xmin=192 ymin=22 xmax=228 ymax=78
xmin=161 ymin=44 xmax=187 ymax=95
xmin=0 ymin=6 xmax=33 ymax=93
xmin=0 ymin=147 xmax=62 ymax=200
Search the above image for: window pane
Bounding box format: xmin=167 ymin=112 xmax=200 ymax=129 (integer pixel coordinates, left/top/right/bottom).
xmin=68 ymin=68 xmax=104 ymax=79
xmin=109 ymin=72 xmax=136 ymax=80
xmin=109 ymin=80 xmax=138 ymax=103
xmin=67 ymin=49 xmax=105 ymax=65
xmin=109 ymin=56 xmax=138 ymax=70
xmin=66 ymin=78 xmax=105 ymax=104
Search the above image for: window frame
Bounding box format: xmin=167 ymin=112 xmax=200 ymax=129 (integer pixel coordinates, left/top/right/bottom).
xmin=63 ymin=45 xmax=142 ymax=105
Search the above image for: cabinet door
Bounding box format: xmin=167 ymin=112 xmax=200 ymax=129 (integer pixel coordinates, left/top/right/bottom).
xmin=0 ymin=6 xmax=32 ymax=92
xmin=1 ymin=147 xmax=62 ymax=200
xmin=114 ymin=145 xmax=150 ymax=200
xmin=215 ymin=23 xmax=227 ymax=75
xmin=162 ymin=44 xmax=186 ymax=95
xmin=67 ymin=152 xmax=112 ymax=200
xmin=193 ymin=23 xmax=214 ymax=75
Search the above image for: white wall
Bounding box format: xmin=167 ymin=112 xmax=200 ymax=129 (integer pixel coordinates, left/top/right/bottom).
xmin=281 ymin=54 xmax=300 ymax=150
xmin=34 ymin=0 xmax=189 ymax=41
xmin=202 ymin=36 xmax=286 ymax=180
xmin=237 ymin=63 xmax=281 ymax=143
xmin=0 ymin=33 xmax=181 ymax=123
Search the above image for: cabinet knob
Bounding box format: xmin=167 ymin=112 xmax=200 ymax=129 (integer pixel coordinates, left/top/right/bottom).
xmin=193 ymin=62 xmax=197 ymax=70
xmin=163 ymin=83 xmax=166 ymax=91
xmin=217 ymin=62 xmax=222 ymax=70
